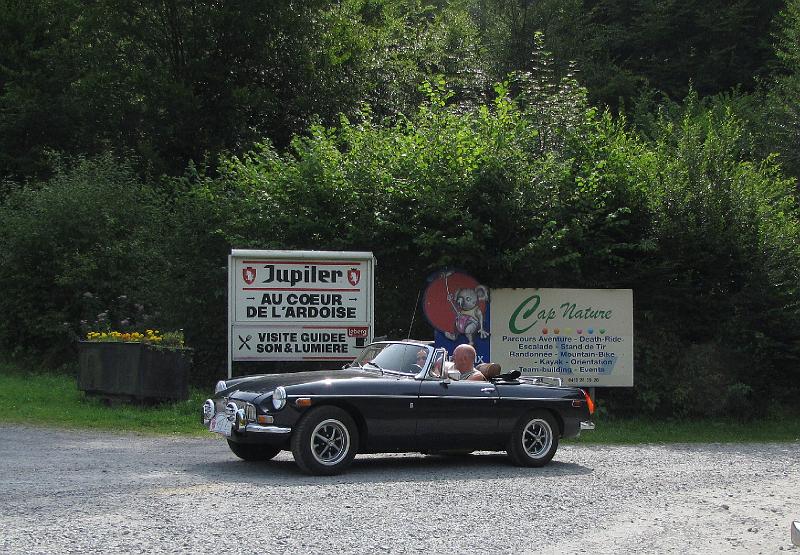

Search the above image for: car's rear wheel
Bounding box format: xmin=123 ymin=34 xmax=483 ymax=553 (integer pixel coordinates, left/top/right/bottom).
xmin=506 ymin=410 xmax=559 ymax=467
xmin=291 ymin=406 xmax=359 ymax=475
xmin=226 ymin=440 xmax=281 ymax=461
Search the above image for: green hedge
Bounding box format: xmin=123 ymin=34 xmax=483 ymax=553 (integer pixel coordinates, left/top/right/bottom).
xmin=1 ymin=75 xmax=798 ymax=417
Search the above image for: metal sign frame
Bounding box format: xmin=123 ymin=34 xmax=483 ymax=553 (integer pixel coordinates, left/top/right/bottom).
xmin=227 ymin=249 xmax=375 ymax=378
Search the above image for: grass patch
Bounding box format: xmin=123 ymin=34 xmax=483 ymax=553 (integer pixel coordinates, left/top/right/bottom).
xmin=566 ymin=415 xmax=800 ymax=444
xmin=1 ymin=365 xmax=798 ymax=442
xmin=0 ymin=362 xmax=209 ymax=436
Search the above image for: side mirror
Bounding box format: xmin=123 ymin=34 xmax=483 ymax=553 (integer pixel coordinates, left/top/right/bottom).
xmin=446 ymin=369 xmax=461 ymax=381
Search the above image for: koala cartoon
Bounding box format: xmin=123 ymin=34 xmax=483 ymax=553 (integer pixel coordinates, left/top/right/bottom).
xmin=445 ymin=285 xmax=490 ymax=345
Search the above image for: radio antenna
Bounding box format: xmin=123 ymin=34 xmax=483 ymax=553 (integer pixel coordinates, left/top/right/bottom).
xmin=407 ymin=289 xmax=422 ymax=339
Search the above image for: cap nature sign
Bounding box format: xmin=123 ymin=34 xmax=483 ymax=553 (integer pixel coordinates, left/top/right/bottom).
xmin=228 ymin=250 xmax=375 ymax=376
xmin=490 ymin=288 xmax=633 ymax=387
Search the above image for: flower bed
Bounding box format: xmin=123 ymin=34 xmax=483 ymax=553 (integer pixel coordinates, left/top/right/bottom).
xmin=78 ymin=330 xmax=191 ymax=403
xmin=84 ymin=329 xmax=185 ymax=347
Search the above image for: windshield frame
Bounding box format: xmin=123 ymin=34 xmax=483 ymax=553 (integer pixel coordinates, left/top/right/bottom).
xmin=423 ymin=347 xmax=450 ymax=381
xmin=348 ymin=341 xmax=434 ymax=378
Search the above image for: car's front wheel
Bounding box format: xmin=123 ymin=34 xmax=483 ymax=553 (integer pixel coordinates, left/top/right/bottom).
xmin=291 ymin=406 xmax=359 ymax=475
xmin=506 ymin=410 xmax=559 ymax=467
xmin=226 ymin=440 xmax=281 ymax=461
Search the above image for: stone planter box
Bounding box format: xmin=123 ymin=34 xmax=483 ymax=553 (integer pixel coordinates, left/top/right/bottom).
xmin=78 ymin=341 xmax=191 ymax=403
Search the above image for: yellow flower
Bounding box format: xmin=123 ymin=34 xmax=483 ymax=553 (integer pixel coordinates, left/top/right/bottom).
xmin=85 ymin=328 xmax=183 ymax=347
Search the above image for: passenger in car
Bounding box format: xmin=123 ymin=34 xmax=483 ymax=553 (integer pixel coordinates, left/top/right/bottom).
xmin=452 ymin=343 xmax=486 ymax=381
xmin=403 ymin=348 xmax=429 ymax=373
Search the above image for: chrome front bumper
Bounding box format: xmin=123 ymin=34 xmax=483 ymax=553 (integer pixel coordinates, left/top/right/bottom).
xmin=580 ymin=421 xmax=595 ymax=431
xmin=203 ymin=398 xmax=291 ymax=436
xmin=241 ymin=424 xmax=291 ymax=434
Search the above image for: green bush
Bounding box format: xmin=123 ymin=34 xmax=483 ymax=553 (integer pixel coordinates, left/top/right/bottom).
xmin=607 ymin=97 xmax=800 ymax=416
xmin=0 ymin=154 xmax=168 ymax=362
xmin=2 ymin=73 xmax=798 ymax=418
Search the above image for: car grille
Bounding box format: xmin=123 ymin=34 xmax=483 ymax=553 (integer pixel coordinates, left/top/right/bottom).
xmin=219 ymin=398 xmax=257 ymax=422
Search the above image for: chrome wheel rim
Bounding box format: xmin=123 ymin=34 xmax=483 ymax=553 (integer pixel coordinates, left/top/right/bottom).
xmin=311 ymin=419 xmax=350 ymax=466
xmin=522 ymin=418 xmax=553 ymax=459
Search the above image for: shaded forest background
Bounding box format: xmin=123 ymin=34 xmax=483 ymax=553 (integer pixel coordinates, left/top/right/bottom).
xmin=1 ymin=0 xmax=799 ymax=417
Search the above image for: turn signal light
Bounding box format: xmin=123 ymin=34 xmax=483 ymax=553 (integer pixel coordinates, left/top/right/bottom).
xmin=581 ymin=389 xmax=595 ymax=415
xmin=295 ymin=398 xmax=312 ymax=408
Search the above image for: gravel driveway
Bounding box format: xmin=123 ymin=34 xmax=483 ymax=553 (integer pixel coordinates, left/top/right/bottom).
xmin=1 ymin=425 xmax=798 ymax=554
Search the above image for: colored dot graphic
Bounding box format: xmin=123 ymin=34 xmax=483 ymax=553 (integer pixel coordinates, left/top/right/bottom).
xmin=538 ymin=328 xmax=614 ymax=336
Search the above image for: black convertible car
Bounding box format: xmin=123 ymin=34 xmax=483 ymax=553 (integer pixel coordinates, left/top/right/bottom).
xmin=202 ymin=340 xmax=595 ymax=475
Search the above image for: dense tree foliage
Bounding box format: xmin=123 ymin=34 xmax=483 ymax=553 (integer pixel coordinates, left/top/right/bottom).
xmin=2 ymin=68 xmax=798 ymax=416
xmin=1 ymin=1 xmax=799 ymax=416
xmin=0 ymin=0 xmax=483 ymax=181
xmin=765 ymin=0 xmax=800 ymax=179
xmin=1 ymin=0 xmax=792 ymax=183
xmin=579 ymin=0 xmax=783 ymax=105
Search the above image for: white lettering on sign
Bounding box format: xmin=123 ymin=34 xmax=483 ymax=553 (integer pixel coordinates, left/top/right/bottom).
xmin=348 ymin=327 xmax=368 ymax=338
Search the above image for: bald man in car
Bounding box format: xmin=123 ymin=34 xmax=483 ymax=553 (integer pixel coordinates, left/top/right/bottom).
xmin=452 ymin=343 xmax=486 ymax=381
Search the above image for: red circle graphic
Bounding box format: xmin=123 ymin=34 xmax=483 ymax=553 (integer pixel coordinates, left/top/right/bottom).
xmin=422 ymin=271 xmax=486 ymax=334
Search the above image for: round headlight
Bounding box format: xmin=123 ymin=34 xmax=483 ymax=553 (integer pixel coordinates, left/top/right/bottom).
xmin=202 ymin=399 xmax=215 ymax=422
xmin=272 ymin=386 xmax=287 ymax=410
xmin=215 ymin=380 xmax=227 ymax=393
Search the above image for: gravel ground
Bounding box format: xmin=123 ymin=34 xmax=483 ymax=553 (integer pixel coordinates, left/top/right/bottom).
xmin=1 ymin=425 xmax=798 ymax=554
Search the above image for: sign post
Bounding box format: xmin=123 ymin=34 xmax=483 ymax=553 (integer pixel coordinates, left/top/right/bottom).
xmin=228 ymin=250 xmax=375 ymax=377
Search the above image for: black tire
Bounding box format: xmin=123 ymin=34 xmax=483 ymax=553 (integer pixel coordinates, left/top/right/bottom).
xmin=226 ymin=440 xmax=281 ymax=461
xmin=506 ymin=410 xmax=559 ymax=467
xmin=291 ymin=406 xmax=359 ymax=476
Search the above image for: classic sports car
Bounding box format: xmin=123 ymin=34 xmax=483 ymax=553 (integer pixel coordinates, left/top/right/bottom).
xmin=202 ymin=340 xmax=595 ymax=475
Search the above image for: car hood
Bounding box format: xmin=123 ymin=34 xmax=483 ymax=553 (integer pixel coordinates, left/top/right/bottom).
xmin=219 ymin=368 xmax=378 ymax=396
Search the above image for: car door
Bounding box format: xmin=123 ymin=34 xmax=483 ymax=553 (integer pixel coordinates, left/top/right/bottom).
xmin=415 ymin=374 xmax=499 ymax=451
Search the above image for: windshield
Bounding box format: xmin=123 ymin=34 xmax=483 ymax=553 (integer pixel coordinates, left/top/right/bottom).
xmin=349 ymin=343 xmax=432 ymax=374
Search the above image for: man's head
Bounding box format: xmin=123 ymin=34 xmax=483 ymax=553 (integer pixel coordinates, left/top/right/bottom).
xmin=453 ymin=343 xmax=476 ymax=373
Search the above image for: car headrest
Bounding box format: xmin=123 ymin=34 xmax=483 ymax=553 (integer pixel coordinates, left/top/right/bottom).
xmin=476 ymin=363 xmax=501 ymax=379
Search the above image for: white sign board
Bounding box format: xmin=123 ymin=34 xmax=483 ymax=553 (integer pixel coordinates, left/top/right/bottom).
xmin=228 ymin=250 xmax=375 ymax=375
xmin=490 ymin=288 xmax=633 ymax=387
